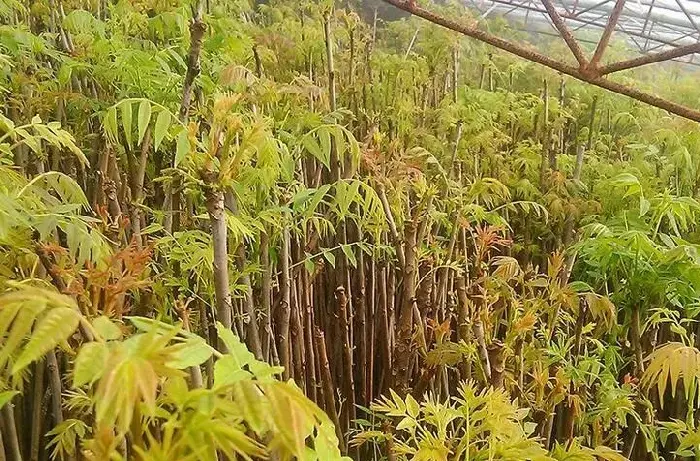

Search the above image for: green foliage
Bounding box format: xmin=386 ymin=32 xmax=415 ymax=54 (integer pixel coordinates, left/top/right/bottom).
xmin=2 ymin=0 xmax=700 ymax=460
xmin=354 ymin=382 xmax=629 ymax=461
xmin=0 ymin=287 xmax=82 ymax=387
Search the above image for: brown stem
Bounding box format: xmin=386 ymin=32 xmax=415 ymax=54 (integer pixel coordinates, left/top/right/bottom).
xmin=631 ymin=308 xmax=645 ymax=375
xmin=278 ymin=229 xmax=292 ymax=379
xmin=378 ymin=261 xmax=392 ymax=395
xmin=203 ymin=183 xmax=233 ymax=342
xmin=354 ymin=231 xmax=368 ymax=406
xmin=291 ymin=280 xmax=306 ymax=392
xmin=168 ymin=0 xmax=205 ymax=235
xmin=335 ymin=286 xmax=356 ymax=426
xmin=473 ymin=314 xmax=491 ymax=384
xmin=129 ymin=127 xmax=151 ymax=249
xmin=456 ymin=275 xmax=471 ymax=380
xmin=488 ymin=340 xmax=505 ymax=389
xmin=302 ymin=266 xmax=318 ymax=403
xmin=235 ymin=241 xmax=263 ymax=359
xmin=1 ymin=400 xmax=22 ymax=461
xmin=179 ymin=1 xmax=205 ymax=121
xmin=260 ymin=231 xmax=273 ymax=361
xmin=377 ymin=183 xmax=405 ymax=268
xmin=412 ymin=365 xmax=438 ymax=399
xmin=449 ymin=121 xmax=464 ymax=178
xmin=199 ymin=299 xmax=215 ymax=388
xmin=392 ymin=197 xmax=420 ymax=396
xmin=30 ymin=361 xmax=45 ymax=461
xmin=47 ymin=351 xmax=63 ymax=425
xmin=315 ymin=327 xmax=346 ymax=453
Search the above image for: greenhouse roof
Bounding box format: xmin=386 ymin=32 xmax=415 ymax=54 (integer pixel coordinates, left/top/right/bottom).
xmin=463 ymin=0 xmax=700 ymax=65
xmin=381 ymin=0 xmax=700 ymax=122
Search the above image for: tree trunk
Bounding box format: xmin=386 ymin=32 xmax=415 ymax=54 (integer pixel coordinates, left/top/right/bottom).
xmin=128 ymin=127 xmax=151 ymax=249
xmin=335 ymin=286 xmax=356 ymax=429
xmin=29 ymin=361 xmax=45 ymax=461
xmin=315 ymin=328 xmax=345 ymax=453
xmin=392 ymin=200 xmax=419 ymax=396
xmin=355 ymin=233 xmax=368 ymax=405
xmin=167 ymin=0 xmax=205 ymax=234
xmin=235 ymin=242 xmax=263 ymax=359
xmin=1 ymin=400 xmax=22 ymax=461
xmin=203 ymin=184 xmax=232 ymax=343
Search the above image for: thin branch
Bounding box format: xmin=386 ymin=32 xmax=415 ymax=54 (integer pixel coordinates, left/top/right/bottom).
xmin=541 ymin=0 xmax=589 ymax=68
xmin=179 ymin=1 xmax=205 ymax=123
xmin=404 ymin=28 xmax=420 ymax=60
xmin=589 ymin=0 xmax=627 ymax=68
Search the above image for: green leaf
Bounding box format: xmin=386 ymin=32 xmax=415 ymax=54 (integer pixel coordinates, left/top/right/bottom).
xmin=0 ymin=390 xmax=19 ymax=408
xmin=104 ymin=107 xmax=118 ymax=142
xmin=303 ymin=131 xmax=330 ymax=169
xmin=13 ymin=307 xmax=81 ymax=374
xmin=175 ymin=129 xmax=189 ymax=166
xmin=319 ymin=127 xmax=331 ymax=165
xmin=304 ymin=258 xmax=315 ymax=275
xmin=405 ymin=394 xmax=420 ymax=418
xmin=322 ymin=249 xmax=336 ymax=268
xmin=73 ymin=342 xmax=108 ymax=387
xmin=137 ymin=100 xmax=152 ymax=145
xmin=396 ymin=416 xmax=415 ymax=431
xmin=640 ymin=197 xmax=650 ymax=217
xmin=340 ymin=244 xmax=357 ymax=268
xmin=214 ymin=355 xmax=252 ymax=387
xmin=92 ymin=316 xmax=122 ymax=341
xmin=167 ymin=336 xmax=214 ymax=369
xmin=120 ymin=102 xmax=133 ymax=149
xmin=153 ymin=110 xmax=170 ymax=151
xmin=216 ymin=323 xmax=255 ymax=368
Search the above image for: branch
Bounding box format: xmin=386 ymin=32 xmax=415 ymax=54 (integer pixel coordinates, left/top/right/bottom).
xmin=179 ymin=1 xmax=206 ymax=123
xmin=541 ymin=0 xmax=588 ymax=68
xmin=589 ymin=0 xmax=626 ymax=68
xmin=600 ymin=42 xmax=700 ymax=75
xmin=378 ymin=0 xmax=700 ymax=123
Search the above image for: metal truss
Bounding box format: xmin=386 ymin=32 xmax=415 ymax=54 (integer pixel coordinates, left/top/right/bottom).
xmin=465 ymin=0 xmax=700 ymax=64
xmin=379 ymin=0 xmax=700 ymax=123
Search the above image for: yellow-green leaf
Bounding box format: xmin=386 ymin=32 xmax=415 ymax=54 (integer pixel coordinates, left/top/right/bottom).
xmin=167 ymin=336 xmax=214 ymax=369
xmin=120 ymin=102 xmax=133 ymax=149
xmin=153 ymin=110 xmax=170 ymax=151
xmin=92 ymin=316 xmax=122 ymax=341
xmin=405 ymin=394 xmax=420 ymax=418
xmin=0 ymin=390 xmax=19 ymax=408
xmin=175 ymin=129 xmax=189 ymax=166
xmin=104 ymin=107 xmax=118 ymax=142
xmin=12 ymin=307 xmax=80 ymax=374
xmin=137 ymin=100 xmax=152 ymax=145
xmin=73 ymin=342 xmax=109 ymax=387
